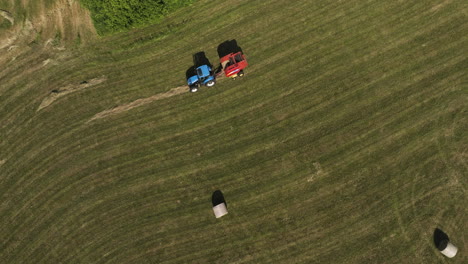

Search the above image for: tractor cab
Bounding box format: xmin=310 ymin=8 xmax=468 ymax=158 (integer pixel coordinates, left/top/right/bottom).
xmin=220 ymin=52 xmax=248 ymax=78
xmin=187 ymin=65 xmax=216 ymax=92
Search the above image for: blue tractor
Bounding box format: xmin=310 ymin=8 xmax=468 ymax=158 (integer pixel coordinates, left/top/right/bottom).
xmin=187 ymin=65 xmax=216 ymax=93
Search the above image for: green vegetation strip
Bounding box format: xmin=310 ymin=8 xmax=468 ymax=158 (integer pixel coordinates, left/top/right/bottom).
xmin=79 ymin=0 xmax=197 ymax=35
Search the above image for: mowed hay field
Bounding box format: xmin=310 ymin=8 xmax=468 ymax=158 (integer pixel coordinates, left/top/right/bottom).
xmin=0 ymin=0 xmax=467 ymax=263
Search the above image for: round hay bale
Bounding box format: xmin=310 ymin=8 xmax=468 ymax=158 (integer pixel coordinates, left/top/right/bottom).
xmin=438 ymin=240 xmax=458 ymax=258
xmin=213 ymin=203 xmax=228 ymax=218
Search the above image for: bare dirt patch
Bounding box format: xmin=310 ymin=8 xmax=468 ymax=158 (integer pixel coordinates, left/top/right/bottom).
xmin=0 ymin=0 xmax=96 ymax=64
xmin=38 ymin=76 xmax=107 ymax=111
xmin=32 ymin=0 xmax=97 ymax=44
xmin=88 ymin=86 xmax=188 ymax=122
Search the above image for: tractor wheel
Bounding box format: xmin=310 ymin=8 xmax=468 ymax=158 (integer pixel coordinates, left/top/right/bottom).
xmin=190 ymin=87 xmax=198 ymax=93
xmin=205 ymin=80 xmax=216 ymax=87
xmin=238 ymin=70 xmax=244 ymax=77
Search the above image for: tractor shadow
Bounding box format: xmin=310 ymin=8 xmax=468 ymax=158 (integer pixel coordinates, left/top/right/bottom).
xmin=185 ymin=65 xmax=196 ymax=80
xmin=193 ymin=51 xmax=213 ymax=68
xmin=217 ymin=39 xmax=243 ymax=59
xmin=434 ymin=228 xmax=450 ymax=250
xmin=185 ymin=51 xmax=213 ymax=80
xmin=212 ymin=190 xmax=227 ymax=207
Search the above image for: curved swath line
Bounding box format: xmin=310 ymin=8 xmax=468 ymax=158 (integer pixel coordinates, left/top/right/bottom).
xmin=2 ymin=0 xmax=442 ymax=190
xmin=5 ymin=33 xmax=462 ymax=227
xmin=86 ymin=177 xmax=305 ymax=262
xmin=6 ymin=82 xmax=208 ymax=188
xmin=16 ymin=83 xmax=452 ymax=260
xmin=0 ymin=55 xmax=83 ymax=134
xmin=0 ymin=52 xmax=48 ymax=97
xmin=4 ymin=89 xmax=300 ymax=233
xmin=3 ymin=2 xmax=464 ymax=260
xmin=2 ymin=83 xmax=291 ymax=207
xmin=7 ymin=86 xmax=308 ymax=260
xmin=9 ymin=97 xmax=290 ymax=231
xmin=127 ymin=175 xmax=362 ymax=262
xmin=3 ymin=48 xmax=300 ymax=196
xmin=24 ymin=156 xmax=233 ymax=260
xmin=6 ymin=31 xmax=460 ymax=239
xmin=282 ymin=158 xmax=448 ymax=262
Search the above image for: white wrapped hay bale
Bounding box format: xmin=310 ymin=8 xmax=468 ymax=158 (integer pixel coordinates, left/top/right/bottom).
xmin=213 ymin=203 xmax=228 ymax=218
xmin=212 ymin=190 xmax=228 ymax=218
xmin=439 ymin=240 xmax=458 ymax=258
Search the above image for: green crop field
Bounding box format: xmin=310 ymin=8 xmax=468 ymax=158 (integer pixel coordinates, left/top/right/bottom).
xmin=0 ymin=0 xmax=466 ymax=263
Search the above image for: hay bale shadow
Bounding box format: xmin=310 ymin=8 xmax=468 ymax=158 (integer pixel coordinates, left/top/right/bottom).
xmin=434 ymin=228 xmax=450 ymax=250
xmin=212 ymin=190 xmax=227 ymax=207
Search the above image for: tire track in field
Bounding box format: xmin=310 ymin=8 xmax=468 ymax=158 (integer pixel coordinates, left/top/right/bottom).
xmin=87 ymin=85 xmax=188 ymax=122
